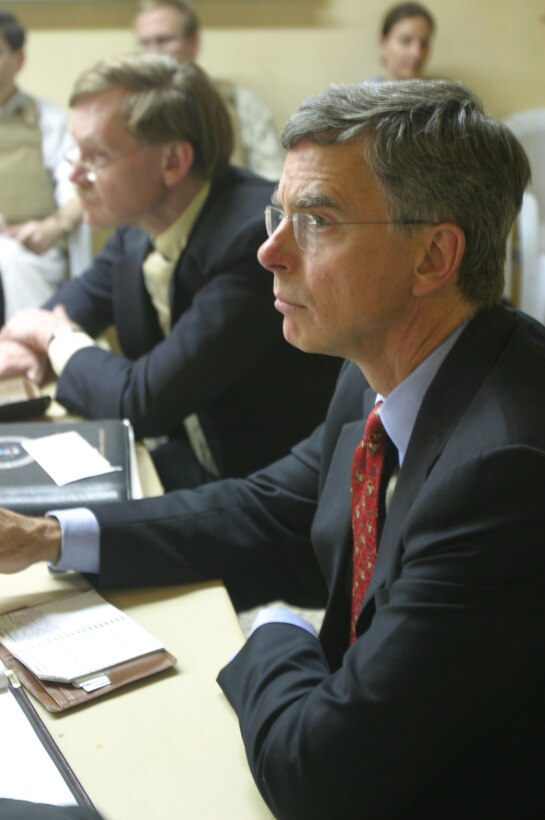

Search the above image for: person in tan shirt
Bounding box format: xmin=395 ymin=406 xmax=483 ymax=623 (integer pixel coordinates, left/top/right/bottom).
xmin=135 ymin=0 xmax=284 ymax=181
xmin=0 ymin=10 xmax=90 ymax=321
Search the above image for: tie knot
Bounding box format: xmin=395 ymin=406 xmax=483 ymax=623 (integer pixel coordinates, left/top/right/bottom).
xmin=363 ymin=401 xmax=385 ymax=448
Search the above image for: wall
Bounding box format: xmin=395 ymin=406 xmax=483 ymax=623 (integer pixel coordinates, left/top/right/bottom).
xmin=4 ymin=0 xmax=545 ymax=133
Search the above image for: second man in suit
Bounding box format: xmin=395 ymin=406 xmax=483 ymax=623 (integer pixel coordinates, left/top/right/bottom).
xmin=0 ymin=53 xmax=340 ymax=489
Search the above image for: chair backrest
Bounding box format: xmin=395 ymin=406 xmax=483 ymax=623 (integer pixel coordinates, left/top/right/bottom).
xmin=515 ymin=191 xmax=540 ymax=317
xmin=504 ymin=109 xmax=545 ymax=220
xmin=68 ymin=221 xmax=93 ymax=278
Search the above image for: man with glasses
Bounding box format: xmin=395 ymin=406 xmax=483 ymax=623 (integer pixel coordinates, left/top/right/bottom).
xmin=134 ymin=0 xmax=283 ymax=181
xmin=1 ymin=79 xmax=544 ymax=817
xmin=0 ymin=53 xmax=340 ymax=489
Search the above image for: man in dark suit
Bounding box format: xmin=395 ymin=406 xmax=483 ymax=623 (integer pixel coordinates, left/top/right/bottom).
xmin=1 ymin=80 xmax=545 ymax=818
xmin=0 ymin=53 xmax=340 ymax=489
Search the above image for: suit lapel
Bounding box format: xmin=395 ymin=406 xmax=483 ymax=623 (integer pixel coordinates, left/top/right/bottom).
xmin=358 ymin=306 xmax=517 ymax=628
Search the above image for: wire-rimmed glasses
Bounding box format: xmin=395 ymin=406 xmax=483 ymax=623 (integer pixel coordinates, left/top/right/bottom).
xmin=264 ymin=204 xmax=428 ymax=253
xmin=64 ymin=146 xmax=147 ymax=184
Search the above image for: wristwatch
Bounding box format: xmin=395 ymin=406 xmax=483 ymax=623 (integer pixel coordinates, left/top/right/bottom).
xmin=47 ymin=325 xmax=76 ymax=348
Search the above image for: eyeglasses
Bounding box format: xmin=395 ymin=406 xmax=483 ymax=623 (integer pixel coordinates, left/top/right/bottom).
xmin=264 ymin=204 xmax=428 ymax=253
xmin=64 ymin=146 xmax=147 ymax=184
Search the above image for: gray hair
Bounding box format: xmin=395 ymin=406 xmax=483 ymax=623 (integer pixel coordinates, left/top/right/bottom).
xmin=70 ymin=52 xmax=232 ymax=180
xmin=281 ymin=80 xmax=530 ymax=308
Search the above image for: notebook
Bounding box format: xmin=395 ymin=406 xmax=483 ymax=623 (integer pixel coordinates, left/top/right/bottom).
xmin=0 ymin=588 xmax=177 ymax=712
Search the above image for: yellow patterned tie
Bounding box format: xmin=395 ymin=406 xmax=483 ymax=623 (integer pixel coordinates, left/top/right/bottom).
xmin=142 ymin=247 xmax=174 ymax=335
xmin=142 ymin=244 xmax=220 ymax=477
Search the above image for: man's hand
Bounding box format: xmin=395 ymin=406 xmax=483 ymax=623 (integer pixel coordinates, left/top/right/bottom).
xmin=4 ymin=217 xmax=64 ymax=255
xmin=0 ymin=340 xmax=49 ymax=384
xmin=0 ymin=508 xmax=62 ymax=574
xmin=0 ymin=308 xmax=69 ymax=353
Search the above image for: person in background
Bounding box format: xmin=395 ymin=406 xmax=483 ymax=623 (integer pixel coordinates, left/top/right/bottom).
xmin=0 ymin=53 xmax=340 ymax=491
xmin=1 ymin=78 xmax=544 ymax=817
xmin=0 ymin=10 xmax=90 ymax=322
xmin=135 ymin=0 xmax=284 ymax=181
xmin=370 ymin=2 xmax=435 ymax=82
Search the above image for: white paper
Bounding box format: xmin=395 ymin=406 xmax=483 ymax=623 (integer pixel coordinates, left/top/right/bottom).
xmin=0 ymin=590 xmax=164 ymax=683
xmin=22 ymin=430 xmax=121 ymax=486
xmin=75 ymin=673 xmax=111 ymax=693
xmin=0 ymin=662 xmax=77 ymax=805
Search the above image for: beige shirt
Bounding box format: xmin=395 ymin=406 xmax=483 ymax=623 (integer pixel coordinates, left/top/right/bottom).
xmin=0 ymin=95 xmax=57 ymax=224
xmin=48 ymin=181 xmax=211 ymax=374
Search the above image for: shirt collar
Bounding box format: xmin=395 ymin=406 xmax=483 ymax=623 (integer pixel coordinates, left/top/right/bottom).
xmin=0 ymin=89 xmax=27 ymax=119
xmin=151 ymin=180 xmax=211 ymax=261
xmin=379 ymin=320 xmax=468 ymax=466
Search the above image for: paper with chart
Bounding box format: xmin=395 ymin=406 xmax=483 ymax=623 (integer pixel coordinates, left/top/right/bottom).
xmin=0 ymin=589 xmax=164 ymax=685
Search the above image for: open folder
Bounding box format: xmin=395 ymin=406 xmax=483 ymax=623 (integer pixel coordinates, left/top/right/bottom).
xmin=0 ymin=659 xmax=95 ymax=807
xmin=0 ymin=588 xmax=176 ymax=712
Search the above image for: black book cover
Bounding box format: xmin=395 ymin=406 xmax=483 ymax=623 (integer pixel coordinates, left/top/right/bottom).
xmin=2 ymin=666 xmax=96 ymax=810
xmin=0 ymin=419 xmax=133 ymax=514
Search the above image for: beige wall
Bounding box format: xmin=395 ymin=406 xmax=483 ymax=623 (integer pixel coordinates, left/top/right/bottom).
xmin=6 ymin=0 xmax=545 ymax=132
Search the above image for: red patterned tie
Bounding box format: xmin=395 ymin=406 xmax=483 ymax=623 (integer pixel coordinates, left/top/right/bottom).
xmin=350 ymin=401 xmax=386 ymax=644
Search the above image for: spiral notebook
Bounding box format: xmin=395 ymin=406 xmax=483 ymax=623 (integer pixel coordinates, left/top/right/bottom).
xmin=0 ymin=588 xmax=177 ymax=712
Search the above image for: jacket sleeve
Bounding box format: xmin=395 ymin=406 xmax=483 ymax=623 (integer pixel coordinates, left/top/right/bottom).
xmin=44 ymin=229 xmax=121 ymax=334
xmin=217 ymin=445 xmax=545 ymax=820
xmin=50 ymin=222 xmax=282 ymax=438
xmin=91 ymin=423 xmax=328 ymax=611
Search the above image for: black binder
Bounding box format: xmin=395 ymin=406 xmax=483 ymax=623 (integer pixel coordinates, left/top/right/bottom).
xmin=1 ymin=664 xmax=96 ymax=810
xmin=0 ymin=419 xmax=133 ymax=514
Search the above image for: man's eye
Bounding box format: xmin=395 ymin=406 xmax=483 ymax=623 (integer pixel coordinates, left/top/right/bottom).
xmin=89 ymin=153 xmax=109 ymax=168
xmin=310 ymin=215 xmax=331 ymax=230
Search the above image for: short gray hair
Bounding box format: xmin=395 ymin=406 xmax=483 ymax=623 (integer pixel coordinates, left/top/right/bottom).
xmin=282 ymin=80 xmax=530 ymax=308
xmin=70 ymin=52 xmax=232 ymax=180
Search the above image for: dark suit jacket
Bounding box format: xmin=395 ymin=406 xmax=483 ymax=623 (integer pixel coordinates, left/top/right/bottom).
xmin=45 ymin=167 xmax=340 ymax=482
xmin=0 ymin=801 xmax=102 ymax=819
xmin=89 ymin=306 xmax=545 ymax=818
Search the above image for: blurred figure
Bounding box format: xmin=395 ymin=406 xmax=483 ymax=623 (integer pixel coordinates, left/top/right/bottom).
xmin=371 ymin=2 xmax=435 ymax=82
xmin=135 ymin=0 xmax=284 ymax=180
xmin=0 ymin=11 xmax=89 ymax=322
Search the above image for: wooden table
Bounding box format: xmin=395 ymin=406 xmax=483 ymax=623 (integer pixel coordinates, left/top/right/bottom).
xmin=1 ymin=565 xmax=273 ymax=819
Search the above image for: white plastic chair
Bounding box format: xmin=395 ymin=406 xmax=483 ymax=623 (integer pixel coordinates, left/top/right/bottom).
xmin=68 ymin=221 xmax=92 ymax=278
xmin=504 ymin=110 xmax=545 ymax=323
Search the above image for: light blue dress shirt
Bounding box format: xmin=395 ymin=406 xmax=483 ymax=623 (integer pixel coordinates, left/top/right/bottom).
xmin=50 ymin=322 xmax=467 ymax=629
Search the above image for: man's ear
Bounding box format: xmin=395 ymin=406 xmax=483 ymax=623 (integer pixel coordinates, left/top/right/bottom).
xmin=184 ymin=32 xmax=200 ymax=61
xmin=162 ymin=141 xmax=194 ymax=186
xmin=15 ymin=48 xmax=25 ymax=74
xmin=412 ymin=223 xmax=466 ymax=297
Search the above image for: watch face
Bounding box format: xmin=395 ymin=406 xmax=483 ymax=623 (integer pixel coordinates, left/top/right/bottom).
xmin=0 ymin=437 xmax=34 ymax=470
